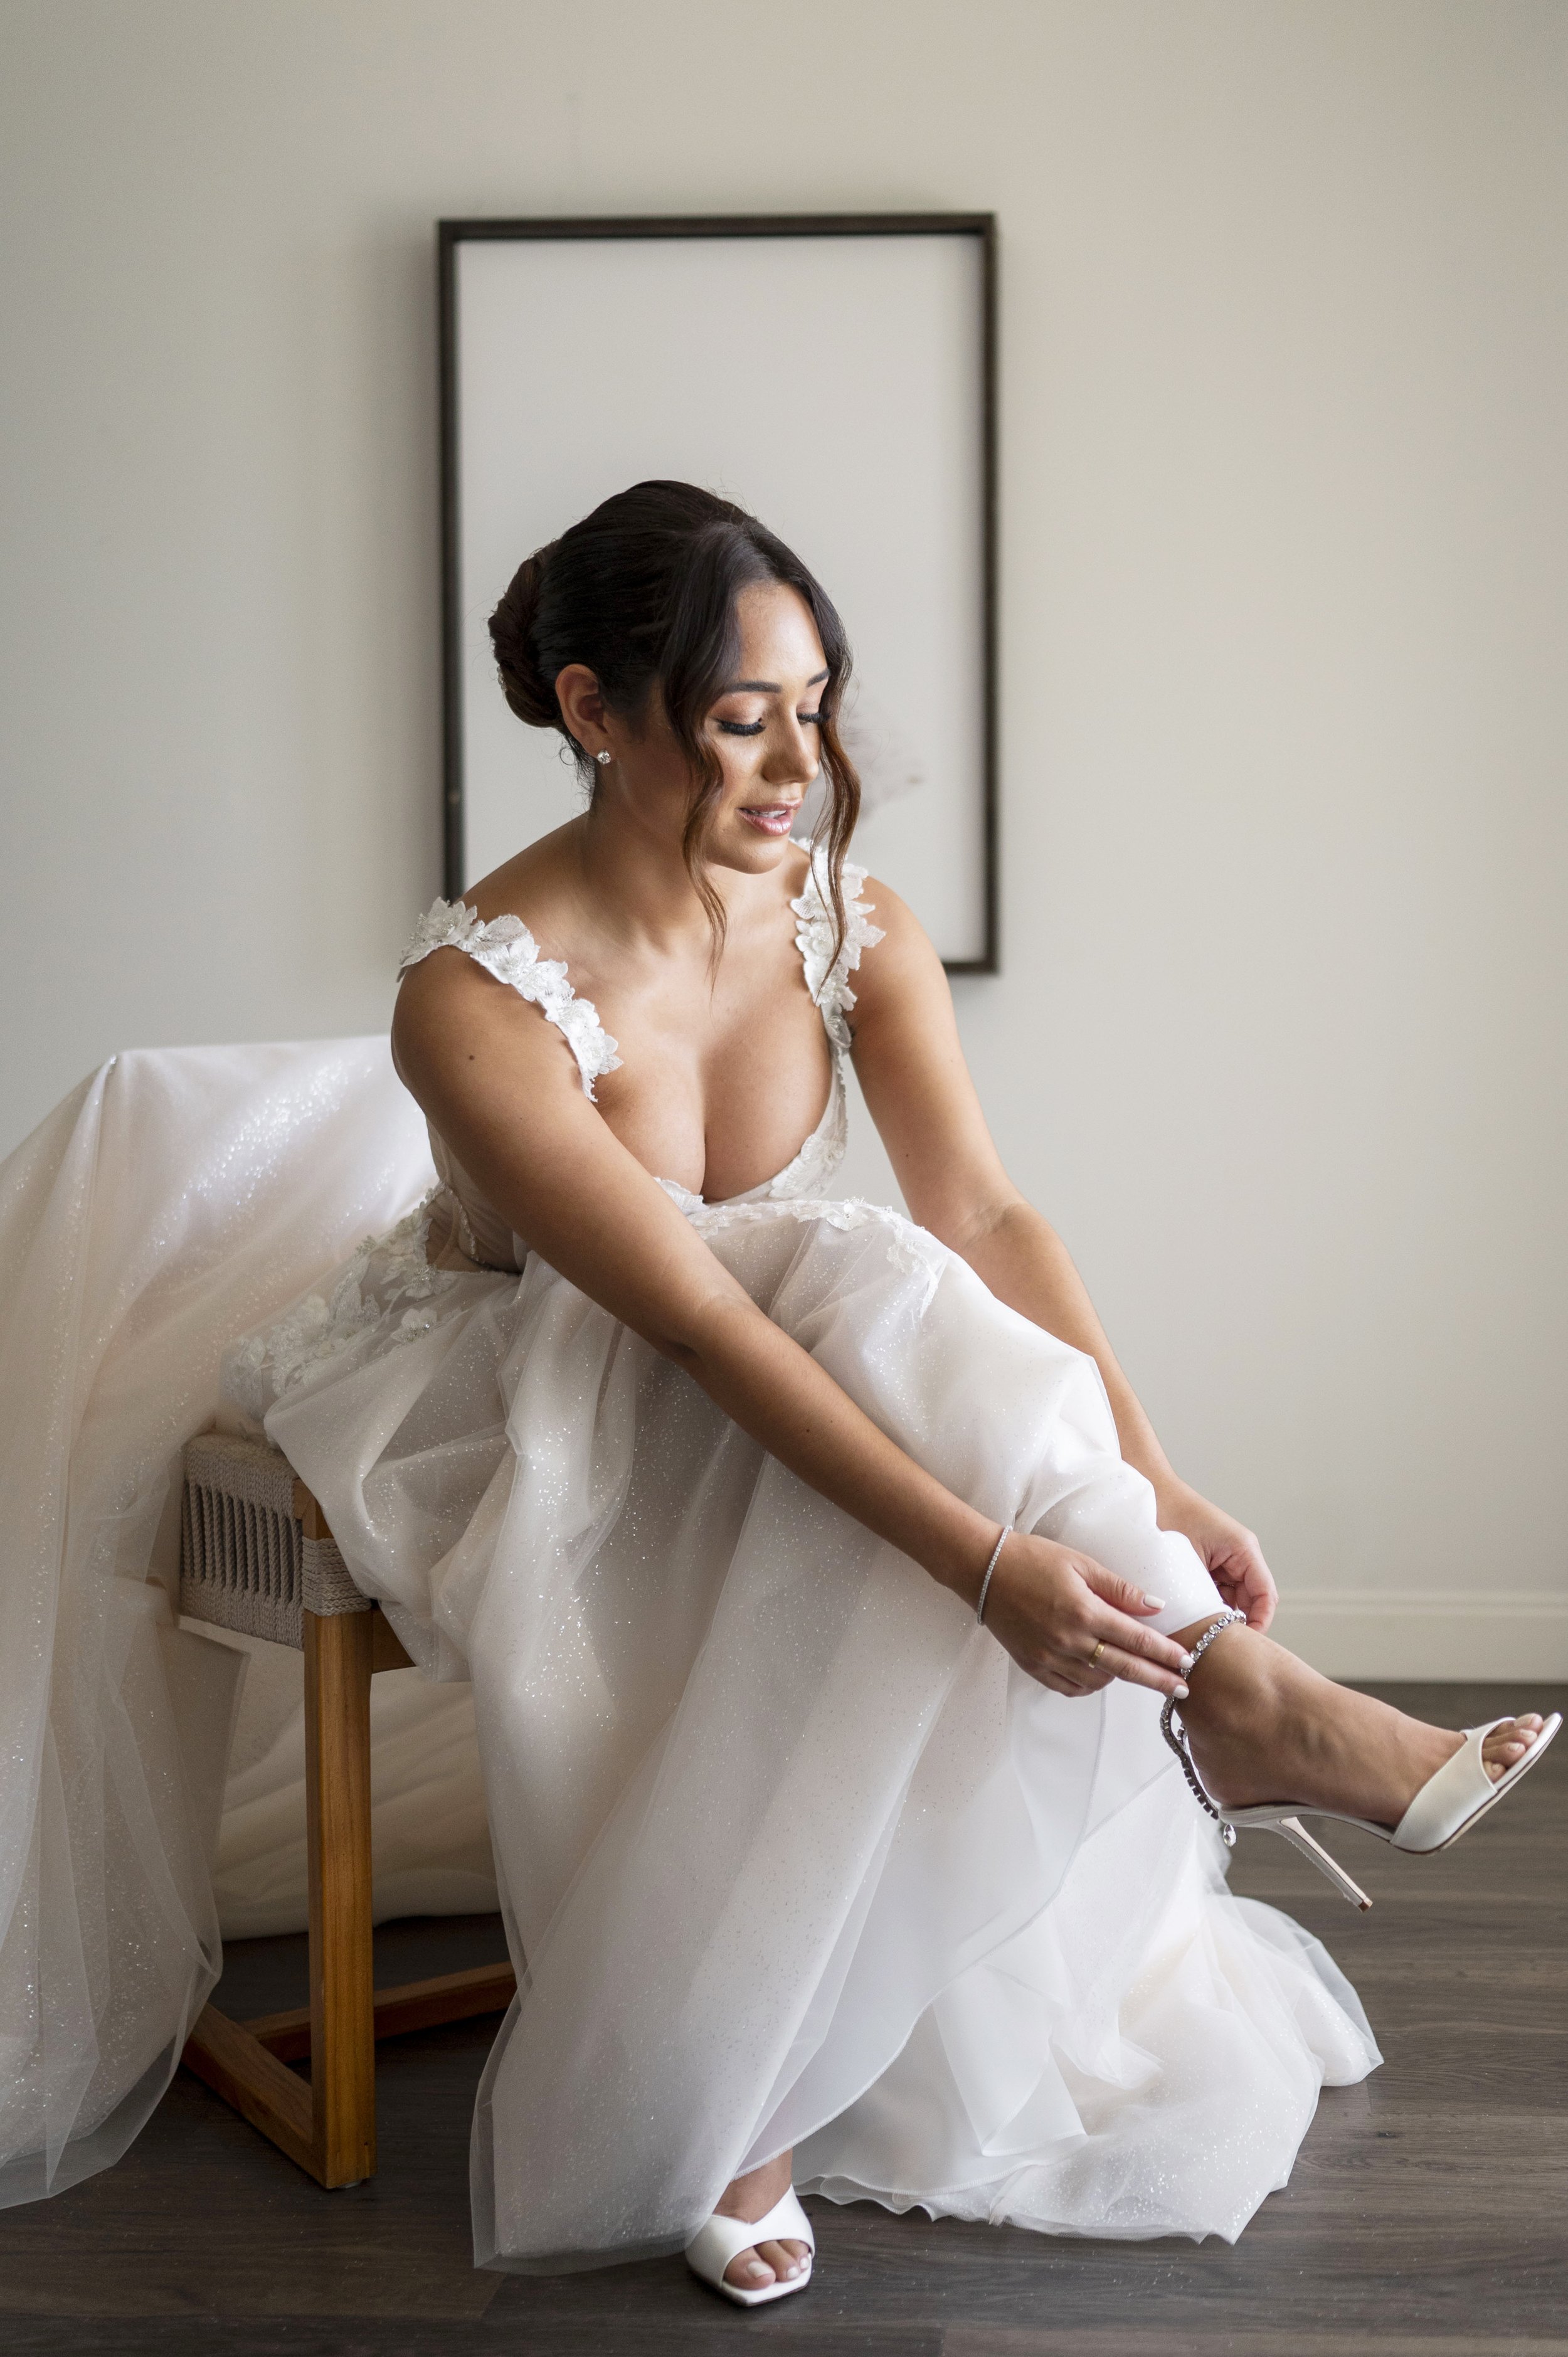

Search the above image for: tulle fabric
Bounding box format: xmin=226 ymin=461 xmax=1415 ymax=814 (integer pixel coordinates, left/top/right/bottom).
xmin=210 ymin=1633 xmax=496 ymax=1938
xmin=0 ymin=1034 xmax=1380 ymax=2243
xmin=0 ymin=1041 xmax=445 ymax=2206
xmin=798 ymin=1774 xmax=1377 ymax=2240
xmin=230 ymin=1167 xmax=1380 ymax=2266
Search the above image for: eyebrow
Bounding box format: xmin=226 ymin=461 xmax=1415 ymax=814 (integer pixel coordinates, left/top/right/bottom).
xmin=721 ymin=669 xmax=830 ymax=694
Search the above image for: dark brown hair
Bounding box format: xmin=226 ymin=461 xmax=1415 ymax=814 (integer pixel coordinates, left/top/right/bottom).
xmin=488 ymin=480 xmax=860 ymax=967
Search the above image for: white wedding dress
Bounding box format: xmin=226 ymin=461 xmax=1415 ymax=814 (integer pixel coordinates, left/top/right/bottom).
xmin=0 ymin=855 xmax=1379 ymax=2255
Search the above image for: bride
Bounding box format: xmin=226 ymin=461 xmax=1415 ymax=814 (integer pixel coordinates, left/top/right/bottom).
xmin=0 ymin=479 xmax=1554 ymax=2298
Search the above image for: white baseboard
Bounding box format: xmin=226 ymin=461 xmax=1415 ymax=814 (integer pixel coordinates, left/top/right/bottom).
xmin=1268 ymin=1590 xmax=1568 ymax=1682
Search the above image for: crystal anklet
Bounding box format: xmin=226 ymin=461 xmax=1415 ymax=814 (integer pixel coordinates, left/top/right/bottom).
xmin=1160 ymin=1607 xmax=1247 ymax=1843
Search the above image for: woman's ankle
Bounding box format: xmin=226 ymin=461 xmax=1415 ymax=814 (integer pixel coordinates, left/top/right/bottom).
xmin=1173 ymin=1620 xmax=1290 ymax=1739
xmin=1173 ymin=1622 xmax=1458 ymax=1822
xmin=715 ymin=2151 xmax=793 ymax=2225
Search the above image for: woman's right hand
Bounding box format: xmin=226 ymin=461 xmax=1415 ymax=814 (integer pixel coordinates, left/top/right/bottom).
xmin=980 ymin=1532 xmax=1191 ymax=1699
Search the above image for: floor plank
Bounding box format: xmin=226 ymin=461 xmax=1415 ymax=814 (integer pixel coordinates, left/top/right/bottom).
xmin=0 ymin=1682 xmax=1560 ymax=2357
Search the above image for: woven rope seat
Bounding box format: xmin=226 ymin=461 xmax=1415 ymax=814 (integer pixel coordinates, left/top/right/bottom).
xmin=182 ymin=1431 xmax=369 ymax=1647
xmin=178 ymin=1431 xmax=513 ymax=2188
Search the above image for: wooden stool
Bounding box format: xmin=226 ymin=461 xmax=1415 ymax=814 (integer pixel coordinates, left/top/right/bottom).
xmin=177 ymin=1433 xmax=515 ymax=2188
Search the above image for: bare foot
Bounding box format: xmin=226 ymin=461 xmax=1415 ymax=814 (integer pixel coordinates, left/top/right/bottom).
xmin=712 ymin=2151 xmax=810 ymax=2295
xmin=1170 ymin=1618 xmax=1547 ymax=1828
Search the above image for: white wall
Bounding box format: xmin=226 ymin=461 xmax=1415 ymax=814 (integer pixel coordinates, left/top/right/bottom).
xmin=3 ymin=0 xmax=1564 ymax=1674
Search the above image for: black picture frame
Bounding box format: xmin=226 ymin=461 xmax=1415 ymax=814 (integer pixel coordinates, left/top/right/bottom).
xmin=437 ymin=211 xmax=999 ymax=974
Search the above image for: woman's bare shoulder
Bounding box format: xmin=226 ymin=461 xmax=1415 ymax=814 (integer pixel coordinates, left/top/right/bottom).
xmin=392 ymin=826 xmax=590 ymax=1084
xmin=850 ymin=873 xmax=945 ymax=1003
xmin=457 ymin=822 xmax=583 ymax=930
xmin=395 ymin=826 xmax=585 ymax=1012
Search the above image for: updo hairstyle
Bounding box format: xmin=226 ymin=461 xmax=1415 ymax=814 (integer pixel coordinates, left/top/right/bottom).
xmin=488 ymin=480 xmax=860 ymax=963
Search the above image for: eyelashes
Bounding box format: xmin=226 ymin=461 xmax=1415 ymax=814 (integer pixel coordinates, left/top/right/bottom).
xmin=716 ymin=712 xmax=824 ymax=739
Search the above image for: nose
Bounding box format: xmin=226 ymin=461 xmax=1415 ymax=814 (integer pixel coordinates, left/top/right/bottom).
xmin=760 ymin=711 xmax=821 ymax=790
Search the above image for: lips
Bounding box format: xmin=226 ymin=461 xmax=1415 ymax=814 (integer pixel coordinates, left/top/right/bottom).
xmin=738 ymin=803 xmax=800 ymax=837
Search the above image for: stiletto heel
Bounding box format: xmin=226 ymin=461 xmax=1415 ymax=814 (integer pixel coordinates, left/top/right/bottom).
xmin=1265 ymin=1816 xmax=1372 ymax=1911
xmin=1160 ymin=1608 xmax=1560 ymax=1910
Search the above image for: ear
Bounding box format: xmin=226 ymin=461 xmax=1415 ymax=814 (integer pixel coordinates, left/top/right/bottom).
xmin=554 ymin=664 xmax=608 ymax=754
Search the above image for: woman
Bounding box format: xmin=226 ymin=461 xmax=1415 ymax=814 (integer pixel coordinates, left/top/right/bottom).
xmin=1 ymin=480 xmax=1550 ymax=2289
xmin=237 ymin=477 xmax=1553 ymax=2299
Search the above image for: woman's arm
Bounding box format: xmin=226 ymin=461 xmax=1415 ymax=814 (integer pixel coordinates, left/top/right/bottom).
xmin=849 ymin=882 xmax=1277 ymax=1631
xmin=391 ymin=950 xmax=1192 ymax=1700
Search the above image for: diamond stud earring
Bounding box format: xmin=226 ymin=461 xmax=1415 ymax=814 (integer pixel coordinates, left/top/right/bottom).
xmin=595 ymin=749 xmax=612 ymax=766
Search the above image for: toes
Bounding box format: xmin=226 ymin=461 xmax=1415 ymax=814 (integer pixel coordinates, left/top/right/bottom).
xmin=755 ymin=2237 xmax=808 ymax=2280
xmin=720 ymin=2237 xmax=810 ymax=2291
xmin=1481 ymin=1719 xmax=1542 ymax=1781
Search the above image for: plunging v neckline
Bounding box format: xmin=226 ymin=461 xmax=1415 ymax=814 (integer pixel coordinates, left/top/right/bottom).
xmin=397 ymin=850 xmax=883 ymax=1216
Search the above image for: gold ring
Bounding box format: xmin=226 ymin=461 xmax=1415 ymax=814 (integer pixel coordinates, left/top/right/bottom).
xmin=1089 ymin=1639 xmax=1106 ymax=1666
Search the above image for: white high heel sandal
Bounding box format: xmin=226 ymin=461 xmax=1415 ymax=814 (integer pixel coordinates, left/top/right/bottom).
xmin=1161 ymin=1609 xmax=1562 ymax=1911
xmin=685 ymin=2187 xmax=815 ymax=2309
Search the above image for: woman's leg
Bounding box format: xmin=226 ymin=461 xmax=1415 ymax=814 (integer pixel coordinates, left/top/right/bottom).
xmin=1170 ymin=1617 xmax=1545 ymax=1821
xmin=710 ymin=2151 xmax=810 ymax=2293
xmin=706 ymin=1623 xmax=1544 ymax=2293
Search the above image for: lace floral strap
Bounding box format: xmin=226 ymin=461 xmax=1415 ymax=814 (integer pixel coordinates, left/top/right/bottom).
xmin=400 ymin=899 xmax=622 ymax=1101
xmin=790 ymin=854 xmax=886 ymax=1054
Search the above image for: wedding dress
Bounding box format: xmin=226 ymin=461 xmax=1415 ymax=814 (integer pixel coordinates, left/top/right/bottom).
xmin=0 ymin=854 xmax=1379 ymax=2253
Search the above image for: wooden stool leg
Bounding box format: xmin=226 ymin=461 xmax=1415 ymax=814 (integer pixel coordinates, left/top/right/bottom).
xmin=182 ymin=1470 xmax=516 ymax=2190
xmin=304 ymin=1606 xmax=376 ymax=2186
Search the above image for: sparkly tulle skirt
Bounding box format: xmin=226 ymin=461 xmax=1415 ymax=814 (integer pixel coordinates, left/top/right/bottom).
xmin=0 ymin=1040 xmax=1379 ymax=2250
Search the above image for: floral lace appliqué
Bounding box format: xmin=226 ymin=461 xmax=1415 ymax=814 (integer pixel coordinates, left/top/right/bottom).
xmin=227 ymin=1192 xmax=462 ymax=1410
xmin=400 ymin=899 xmax=622 ymax=1101
xmin=756 ymin=1066 xmax=849 ymax=1201
xmin=790 ymin=855 xmax=886 ymax=1056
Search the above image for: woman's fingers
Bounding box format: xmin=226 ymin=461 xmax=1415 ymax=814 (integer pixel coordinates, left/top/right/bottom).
xmin=1077 ymin=1595 xmax=1189 ymax=1680
xmin=1047 ymin=1624 xmax=1185 ymax=1698
xmin=1153 ymin=1485 xmax=1278 ymax=1633
xmin=1036 ymin=1664 xmax=1093 ymax=1696
xmin=1250 ymin=1559 xmax=1278 ymax=1631
xmin=1037 ymin=1604 xmax=1187 ymax=1697
xmin=1091 ymin=1643 xmax=1188 ymax=1697
xmin=1224 ymin=1540 xmax=1277 ymax=1631
xmin=1036 ymin=1638 xmax=1180 ymax=1700
xmin=1045 ymin=1659 xmax=1111 ymax=1695
xmin=985 ymin=1536 xmax=1189 ymax=1698
xmin=1078 ymin=1560 xmax=1167 ymax=1618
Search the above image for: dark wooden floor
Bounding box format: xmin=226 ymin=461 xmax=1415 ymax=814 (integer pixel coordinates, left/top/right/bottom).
xmin=1 ymin=1682 xmax=1562 ymax=2357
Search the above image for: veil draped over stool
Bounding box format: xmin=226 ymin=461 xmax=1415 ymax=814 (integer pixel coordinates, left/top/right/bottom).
xmin=0 ymin=1041 xmax=438 ymax=2205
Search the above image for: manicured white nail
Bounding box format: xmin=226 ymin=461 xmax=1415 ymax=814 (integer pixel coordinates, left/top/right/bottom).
xmin=746 ymin=2260 xmax=767 ymax=2277
xmin=1143 ymin=1594 xmax=1166 ymax=1610
xmin=1174 ymin=1682 xmax=1189 ymax=1700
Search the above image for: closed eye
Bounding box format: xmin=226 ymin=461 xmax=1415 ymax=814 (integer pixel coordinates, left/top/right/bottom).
xmin=717 ymin=712 xmax=824 ymax=738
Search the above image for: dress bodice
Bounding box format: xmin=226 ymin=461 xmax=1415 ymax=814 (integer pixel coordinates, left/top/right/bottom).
xmin=397 ymin=852 xmax=884 ymax=1273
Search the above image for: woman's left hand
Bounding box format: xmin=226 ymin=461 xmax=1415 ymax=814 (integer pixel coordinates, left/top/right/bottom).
xmin=1153 ymin=1480 xmax=1277 ymax=1631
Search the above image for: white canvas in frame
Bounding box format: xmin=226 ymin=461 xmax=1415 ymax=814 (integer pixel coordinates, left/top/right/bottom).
xmin=448 ymin=225 xmax=993 ymax=967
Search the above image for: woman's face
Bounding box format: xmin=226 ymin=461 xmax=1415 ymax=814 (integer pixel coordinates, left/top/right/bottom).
xmin=558 ymin=580 xmax=829 ymax=879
